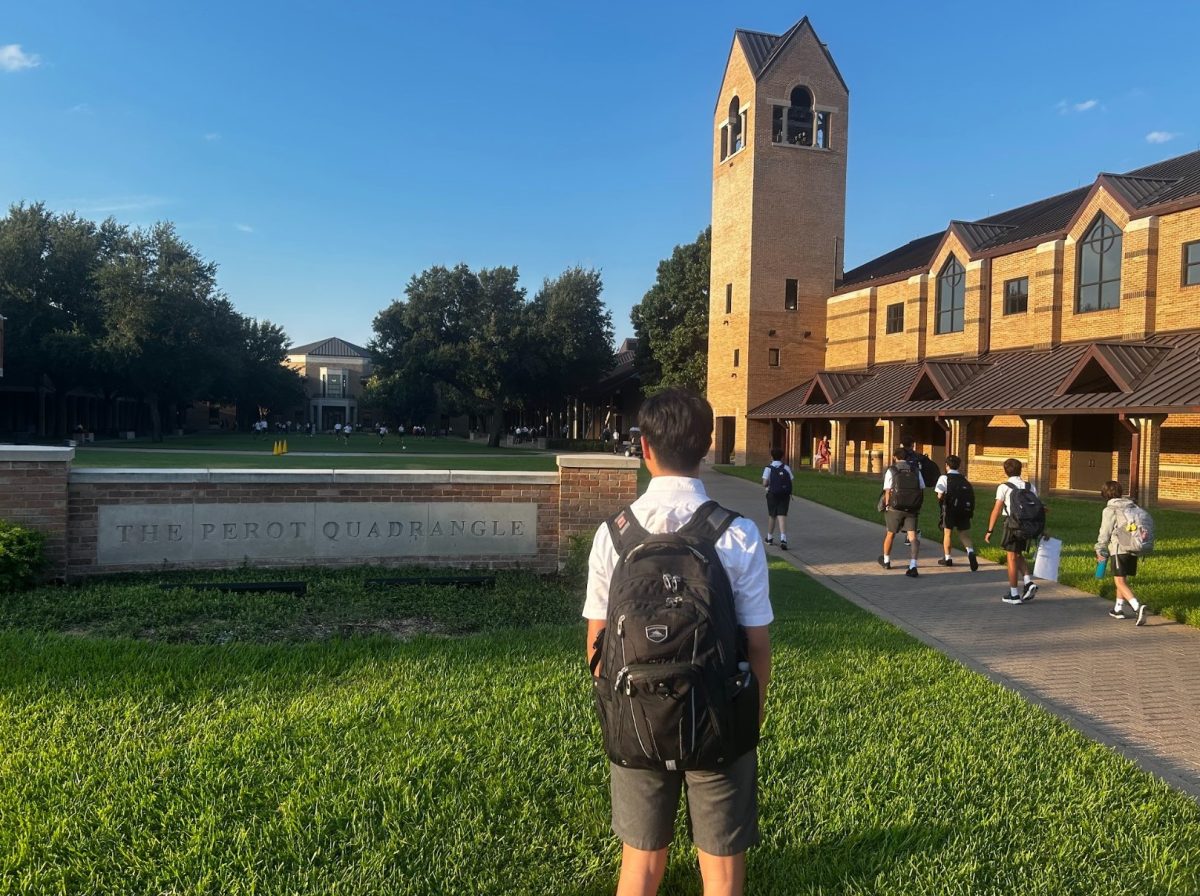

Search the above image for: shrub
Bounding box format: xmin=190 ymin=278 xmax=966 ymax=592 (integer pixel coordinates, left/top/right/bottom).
xmin=0 ymin=520 xmax=46 ymax=592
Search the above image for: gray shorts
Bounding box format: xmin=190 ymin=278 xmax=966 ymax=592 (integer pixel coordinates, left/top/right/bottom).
xmin=884 ymin=509 xmax=919 ymax=534
xmin=609 ymin=750 xmax=759 ymax=855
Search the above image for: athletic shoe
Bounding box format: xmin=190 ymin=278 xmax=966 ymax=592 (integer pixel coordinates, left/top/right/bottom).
xmin=779 ymin=540 xmax=788 ymax=551
xmin=937 ymin=558 xmax=954 ymax=566
xmin=1002 ymin=593 xmax=1023 ymax=604
xmin=877 ymin=555 xmax=890 ymax=570
xmin=905 ymin=567 xmax=919 ymax=578
xmin=765 ymin=537 xmax=773 ymax=546
xmin=968 ymin=552 xmax=979 ymax=572
xmin=1108 ymin=609 xmax=1128 ymax=619
xmin=1136 ymin=605 xmax=1149 ymax=626
xmin=1021 ymin=582 xmax=1039 ymax=603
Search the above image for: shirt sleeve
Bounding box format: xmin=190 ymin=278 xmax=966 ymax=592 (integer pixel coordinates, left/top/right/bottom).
xmin=719 ymin=518 xmax=773 ymax=627
xmin=934 ymin=475 xmax=948 ymax=495
xmin=761 ymin=466 xmax=771 ymax=484
xmin=882 ymin=468 xmax=894 ymax=490
xmin=1095 ymin=506 xmax=1115 ymax=555
xmin=582 ymin=522 xmax=618 ymax=620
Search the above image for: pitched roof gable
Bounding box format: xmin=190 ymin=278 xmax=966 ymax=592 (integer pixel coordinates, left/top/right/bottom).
xmin=288 ymin=337 xmax=370 ymax=358
xmin=732 ymin=18 xmax=849 ymax=93
xmin=1056 ymin=342 xmax=1170 ymax=396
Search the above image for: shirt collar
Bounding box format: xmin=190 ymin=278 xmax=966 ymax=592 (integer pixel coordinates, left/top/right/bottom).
xmin=645 ymin=476 xmax=708 ymax=496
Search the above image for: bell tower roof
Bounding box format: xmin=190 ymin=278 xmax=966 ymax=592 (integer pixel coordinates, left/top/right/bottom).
xmin=732 ymin=17 xmax=848 ymax=92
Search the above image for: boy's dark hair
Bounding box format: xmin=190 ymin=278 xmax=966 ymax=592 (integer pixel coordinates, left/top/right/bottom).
xmin=637 ymin=388 xmax=713 ymax=471
xmin=893 ymin=446 xmax=908 ymax=461
xmin=1003 ymin=458 xmax=1023 ymax=477
xmin=1101 ymin=480 xmax=1124 ymax=500
xmin=770 ymin=447 xmax=784 ymax=461
xmin=901 ymin=438 xmax=915 ymax=450
xmin=945 ymin=454 xmax=961 ymax=470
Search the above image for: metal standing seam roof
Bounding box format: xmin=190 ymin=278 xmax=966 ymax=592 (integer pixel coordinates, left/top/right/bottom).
xmin=287 ymin=337 xmax=370 ymax=358
xmin=748 ymin=331 xmax=1200 ymax=419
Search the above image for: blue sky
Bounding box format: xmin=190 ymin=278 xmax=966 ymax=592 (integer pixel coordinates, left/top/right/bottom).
xmin=3 ymin=1 xmax=1198 ymax=350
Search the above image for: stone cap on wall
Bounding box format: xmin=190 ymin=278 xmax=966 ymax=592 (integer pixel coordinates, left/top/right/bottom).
xmin=70 ymin=468 xmax=560 ymax=485
xmin=556 ymin=454 xmax=642 ymax=470
xmin=0 ymin=446 xmax=75 ymax=463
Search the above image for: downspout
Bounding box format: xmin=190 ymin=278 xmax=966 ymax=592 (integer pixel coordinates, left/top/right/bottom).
xmin=934 ymin=414 xmax=951 ymax=456
xmin=1118 ymin=415 xmax=1139 ymax=503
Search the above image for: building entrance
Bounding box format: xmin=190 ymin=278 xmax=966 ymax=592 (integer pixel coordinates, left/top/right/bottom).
xmin=1069 ymin=416 xmax=1115 ymax=492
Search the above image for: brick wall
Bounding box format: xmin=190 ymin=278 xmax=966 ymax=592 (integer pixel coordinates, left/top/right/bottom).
xmin=557 ymin=456 xmax=640 ymax=560
xmin=0 ymin=447 xmax=73 ymax=577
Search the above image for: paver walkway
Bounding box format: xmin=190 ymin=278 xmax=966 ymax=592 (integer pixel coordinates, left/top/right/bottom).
xmin=700 ymin=467 xmax=1200 ymax=801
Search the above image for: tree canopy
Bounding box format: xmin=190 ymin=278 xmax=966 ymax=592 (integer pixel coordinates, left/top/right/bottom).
xmin=630 ymin=227 xmax=710 ymax=394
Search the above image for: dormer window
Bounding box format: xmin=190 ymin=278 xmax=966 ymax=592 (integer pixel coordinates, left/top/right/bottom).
xmin=1077 ymin=213 xmax=1122 ymax=312
xmin=772 ymin=86 xmax=831 ymax=149
xmin=720 ymin=97 xmax=748 ymax=161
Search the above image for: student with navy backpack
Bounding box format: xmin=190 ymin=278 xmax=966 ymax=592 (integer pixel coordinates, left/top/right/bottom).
xmin=934 ymin=455 xmax=979 ymax=571
xmin=760 ymin=447 xmax=794 ymax=550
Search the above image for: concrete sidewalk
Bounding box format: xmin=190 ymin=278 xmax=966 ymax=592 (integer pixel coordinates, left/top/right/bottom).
xmin=700 ymin=466 xmax=1200 ymax=801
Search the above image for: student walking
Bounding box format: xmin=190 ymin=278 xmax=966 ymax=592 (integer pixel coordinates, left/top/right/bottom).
xmin=879 ymin=446 xmax=925 ymax=577
xmin=934 ymin=455 xmax=978 ymax=570
xmin=584 ymin=388 xmax=772 ymax=896
xmin=1095 ymin=480 xmax=1152 ymax=625
xmin=761 ymin=447 xmax=794 ymax=549
xmin=984 ymin=458 xmax=1045 ymax=604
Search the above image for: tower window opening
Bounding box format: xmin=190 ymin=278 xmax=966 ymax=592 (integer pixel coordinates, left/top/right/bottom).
xmin=785 ymin=278 xmax=798 ymax=311
xmin=768 ymin=348 xmax=780 ymax=367
xmin=721 ymin=97 xmax=746 ymax=160
xmin=733 ymin=348 xmax=740 ymax=368
xmin=725 ymin=283 xmax=733 ymax=314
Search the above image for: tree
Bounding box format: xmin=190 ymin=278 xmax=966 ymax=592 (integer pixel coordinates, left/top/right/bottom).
xmin=630 ymin=227 xmax=710 ymax=394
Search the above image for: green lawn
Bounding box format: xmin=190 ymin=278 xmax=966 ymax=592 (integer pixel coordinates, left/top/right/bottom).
xmin=88 ymin=433 xmax=504 ymax=454
xmin=1 ymin=564 xmax=1197 ymax=894
xmin=717 ymin=465 xmax=1200 ymax=627
xmin=72 ymin=448 xmax=562 ymax=471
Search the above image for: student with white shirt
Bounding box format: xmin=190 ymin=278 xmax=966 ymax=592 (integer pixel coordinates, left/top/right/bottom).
xmin=879 ymin=445 xmax=925 ymax=577
xmin=934 ymin=455 xmax=978 ymax=571
xmin=984 ymin=457 xmax=1040 ymax=604
xmin=583 ymin=388 xmax=772 ymax=896
xmin=760 ymin=447 xmax=794 ymax=549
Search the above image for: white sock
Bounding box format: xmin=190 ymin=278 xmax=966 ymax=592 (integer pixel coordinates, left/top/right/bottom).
xmin=1023 ymin=575 xmax=1032 ymax=585
xmin=1010 ymin=587 xmax=1020 ymax=597
xmin=944 ymin=553 xmax=952 ymax=561
xmin=909 ymin=559 xmax=918 ymax=569
xmin=1128 ymin=597 xmax=1141 ymax=611
xmin=883 ymin=554 xmax=890 ymax=564
xmin=967 ymin=548 xmax=975 ymax=555
xmin=1114 ymin=599 xmax=1126 ymax=611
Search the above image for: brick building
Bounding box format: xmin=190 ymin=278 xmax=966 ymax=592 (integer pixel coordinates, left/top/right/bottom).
xmin=285 ymin=337 xmax=371 ymax=430
xmin=709 ymin=17 xmax=1200 ymax=506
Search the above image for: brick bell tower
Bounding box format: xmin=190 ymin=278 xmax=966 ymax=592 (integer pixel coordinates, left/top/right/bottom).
xmin=706 ymin=18 xmax=848 ymax=466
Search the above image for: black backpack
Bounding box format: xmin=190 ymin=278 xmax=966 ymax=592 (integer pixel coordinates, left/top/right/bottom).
xmin=917 ymin=453 xmax=940 ymax=488
xmin=766 ymin=463 xmax=792 ymax=496
xmin=943 ymin=474 xmax=975 ymax=519
xmin=1003 ymin=482 xmax=1046 ymax=540
xmin=888 ymin=465 xmax=924 ymax=512
xmin=591 ymin=501 xmax=759 ymax=772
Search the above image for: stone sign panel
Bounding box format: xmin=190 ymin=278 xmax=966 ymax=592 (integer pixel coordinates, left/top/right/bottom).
xmin=97 ymin=502 xmax=538 ymax=566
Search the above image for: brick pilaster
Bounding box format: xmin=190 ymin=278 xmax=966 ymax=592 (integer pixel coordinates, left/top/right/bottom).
xmin=1022 ymin=417 xmax=1056 ymax=495
xmin=556 ymin=455 xmax=640 ymax=563
xmin=0 ymin=446 xmax=73 ymax=579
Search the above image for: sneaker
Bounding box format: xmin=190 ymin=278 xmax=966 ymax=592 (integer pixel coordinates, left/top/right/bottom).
xmin=765 ymin=536 xmax=773 ymax=546
xmin=877 ymin=555 xmax=890 ymax=570
xmin=1108 ymin=609 xmax=1128 ymax=619
xmin=968 ymin=552 xmax=979 ymax=572
xmin=1021 ymin=582 xmax=1039 ymax=603
xmin=905 ymin=567 xmax=919 ymax=578
xmin=1136 ymin=605 xmax=1149 ymax=626
xmin=937 ymin=558 xmax=954 ymax=567
xmin=779 ymin=540 xmax=788 ymax=551
xmin=1002 ymin=592 xmax=1023 ymax=604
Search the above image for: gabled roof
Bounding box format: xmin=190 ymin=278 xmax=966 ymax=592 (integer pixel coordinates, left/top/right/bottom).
xmin=732 ymin=17 xmax=849 ymax=93
xmin=748 ymin=331 xmax=1200 ymax=420
xmin=801 ymin=371 xmax=869 ymax=404
xmin=905 ymin=360 xmax=991 ymax=401
xmin=839 ymin=149 xmax=1200 ymax=292
xmin=288 ymin=337 xmax=370 ymax=358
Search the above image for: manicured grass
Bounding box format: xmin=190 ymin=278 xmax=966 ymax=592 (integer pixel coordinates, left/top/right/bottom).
xmin=1 ymin=564 xmax=1198 ymax=894
xmin=72 ymin=448 xmax=561 ymax=471
xmin=718 ymin=465 xmax=1200 ymax=626
xmin=91 ymin=433 xmax=503 ymax=454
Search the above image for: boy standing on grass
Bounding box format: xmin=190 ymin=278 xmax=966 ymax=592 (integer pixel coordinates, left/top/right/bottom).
xmin=584 ymin=388 xmax=773 ymax=896
xmin=934 ymin=455 xmax=978 ymax=571
xmin=1095 ymin=480 xmax=1149 ymax=625
xmin=984 ymin=457 xmax=1040 ymax=604
xmin=761 ymin=447 xmax=793 ymax=550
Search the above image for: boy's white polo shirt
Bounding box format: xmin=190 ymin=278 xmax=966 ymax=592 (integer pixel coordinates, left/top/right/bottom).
xmin=582 ymin=476 xmax=773 ymax=627
xmin=995 ymin=476 xmax=1035 ymax=515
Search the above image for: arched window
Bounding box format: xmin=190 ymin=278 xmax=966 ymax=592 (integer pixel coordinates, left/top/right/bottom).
xmin=720 ymin=96 xmax=746 ymax=160
xmin=1077 ymin=213 xmax=1122 ymax=312
xmin=936 ymin=255 xmax=966 ymax=334
xmin=772 ymin=85 xmax=830 ymax=149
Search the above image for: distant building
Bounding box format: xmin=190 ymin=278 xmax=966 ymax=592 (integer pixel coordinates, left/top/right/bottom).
xmin=577 ymin=337 xmax=643 ymax=439
xmin=285 ymin=337 xmax=371 ymax=430
xmin=709 ymin=16 xmax=1200 ymax=506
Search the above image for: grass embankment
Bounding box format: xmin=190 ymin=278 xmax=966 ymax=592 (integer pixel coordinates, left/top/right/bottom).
xmin=1 ymin=564 xmax=1198 ymax=894
xmin=717 ymin=465 xmax=1200 ymax=626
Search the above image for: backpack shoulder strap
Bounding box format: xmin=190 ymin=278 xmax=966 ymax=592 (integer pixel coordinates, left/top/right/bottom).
xmin=606 ymin=505 xmax=650 ymax=556
xmin=679 ymin=500 xmax=741 ymax=546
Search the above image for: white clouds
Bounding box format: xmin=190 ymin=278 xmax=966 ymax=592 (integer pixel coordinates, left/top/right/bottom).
xmin=1056 ymin=98 xmax=1100 ymax=114
xmin=204 ymin=132 xmax=221 ymax=142
xmin=0 ymin=44 xmax=40 ymax=72
xmin=65 ymin=196 xmax=168 ymax=215
xmin=67 ymin=103 xmax=92 ymax=115
xmin=1145 ymin=131 xmax=1179 ymax=144
xmin=234 ymin=223 xmax=254 ymax=233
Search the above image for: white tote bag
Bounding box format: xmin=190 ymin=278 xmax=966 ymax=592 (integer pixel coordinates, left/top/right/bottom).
xmin=1033 ymin=536 xmax=1062 ymax=582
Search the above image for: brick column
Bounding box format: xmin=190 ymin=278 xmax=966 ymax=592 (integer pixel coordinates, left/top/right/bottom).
xmin=829 ymin=419 xmax=849 ymax=476
xmin=0 ymin=446 xmax=73 ymax=579
xmin=945 ymin=418 xmax=971 ymax=475
xmin=1021 ymin=416 xmax=1056 ymax=495
xmin=1126 ymin=415 xmax=1166 ymax=508
xmin=556 ymin=454 xmax=640 ymax=563
xmin=878 ymin=418 xmax=898 ymax=457
xmin=1123 ymin=216 xmax=1159 ymax=340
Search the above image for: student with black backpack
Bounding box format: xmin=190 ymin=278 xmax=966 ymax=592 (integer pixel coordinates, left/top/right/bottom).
xmin=583 ymin=388 xmax=773 ymax=896
xmin=879 ymin=445 xmax=926 ymax=577
xmin=760 ymin=447 xmax=794 ymax=550
xmin=934 ymin=455 xmax=978 ymax=571
xmin=984 ymin=457 xmax=1046 ymax=604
